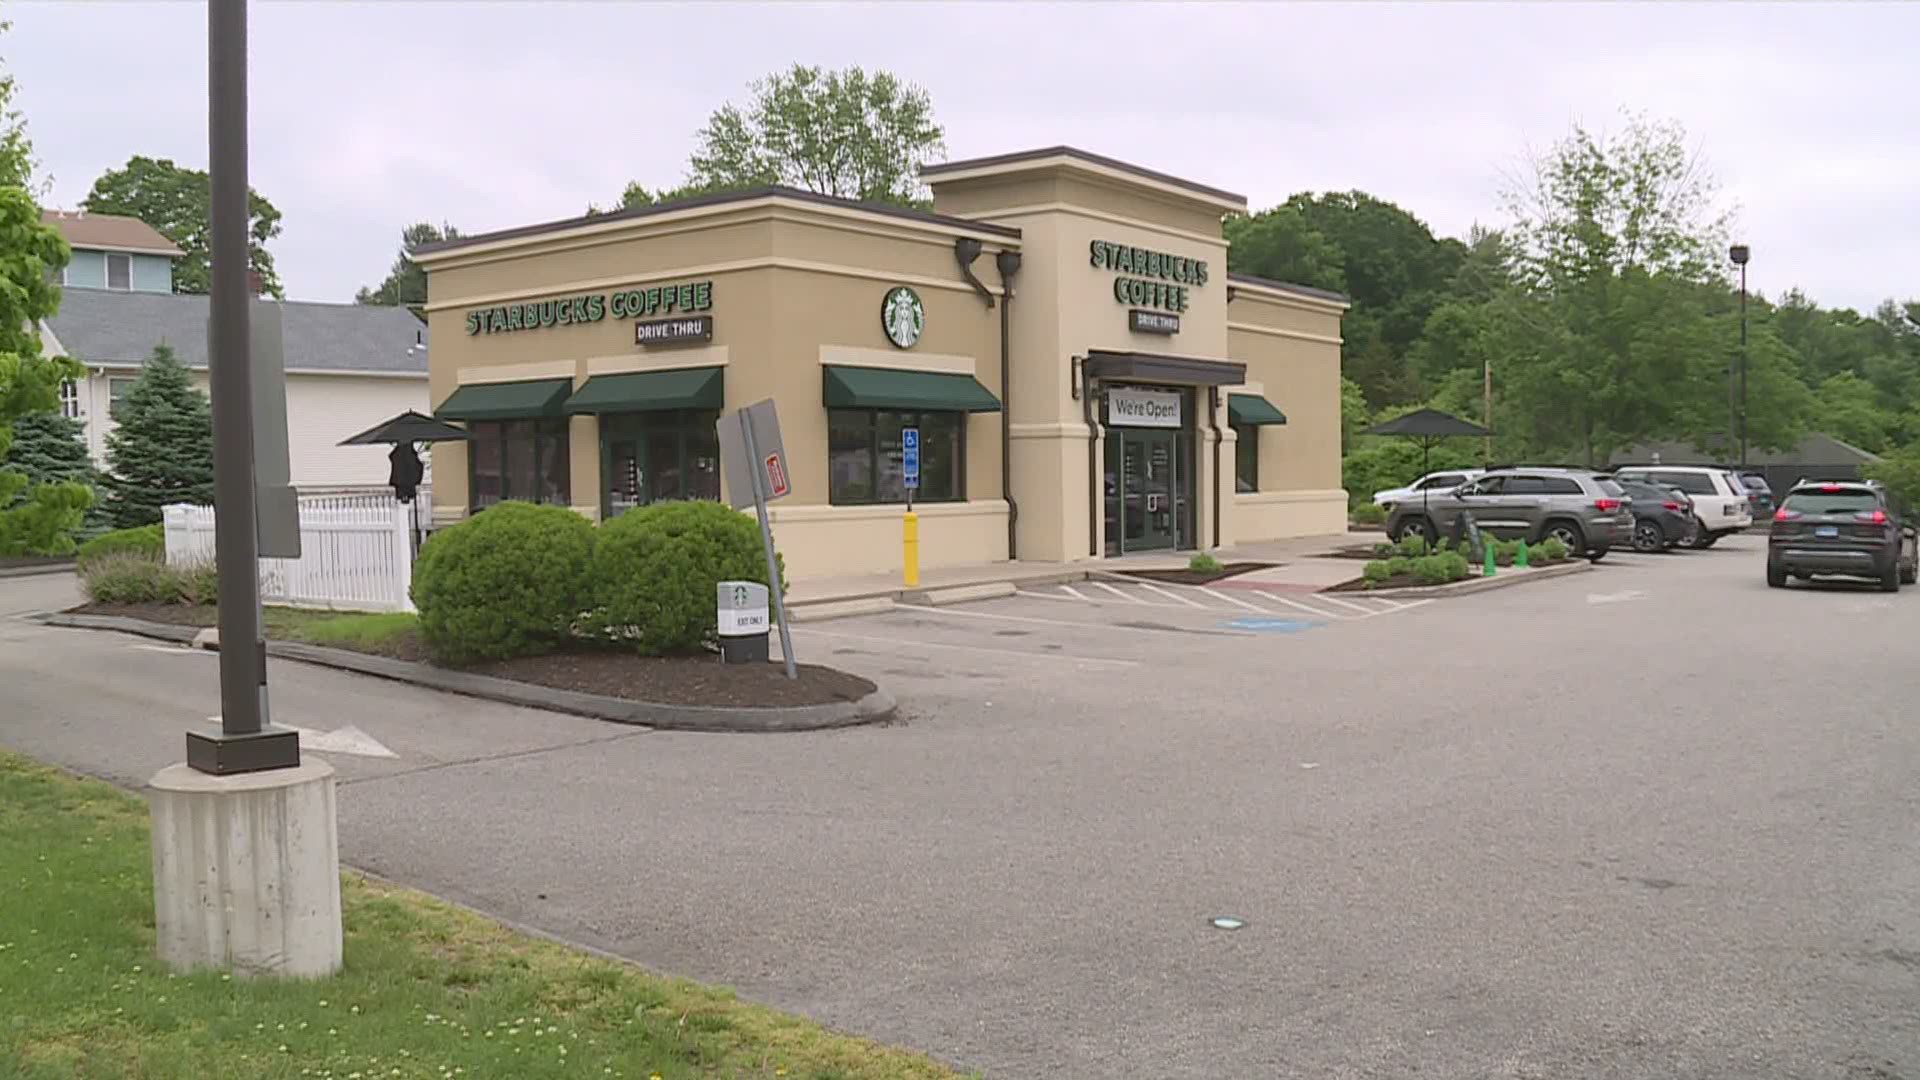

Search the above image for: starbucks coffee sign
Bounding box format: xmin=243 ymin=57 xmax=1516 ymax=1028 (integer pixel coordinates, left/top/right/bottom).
xmin=1090 ymin=240 xmax=1208 ymax=313
xmin=465 ymin=280 xmax=713 ymax=335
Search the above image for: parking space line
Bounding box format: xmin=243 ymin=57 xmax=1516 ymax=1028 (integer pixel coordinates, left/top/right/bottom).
xmin=1134 ymin=581 xmax=1208 ymax=608
xmin=1316 ymin=594 xmax=1378 ymax=615
xmin=792 ymin=627 xmax=1140 ymax=666
xmin=1058 ymin=583 xmax=1093 ymax=602
xmin=896 ymin=604 xmax=1260 ymax=637
xmin=1091 ymin=581 xmax=1145 ymax=603
xmin=1262 ymin=593 xmax=1351 ymax=620
xmin=1200 ymin=586 xmax=1269 ymax=612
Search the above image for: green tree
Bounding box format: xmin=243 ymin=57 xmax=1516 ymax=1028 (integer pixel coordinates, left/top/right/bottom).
xmin=82 ymin=155 xmax=284 ymax=297
xmin=6 ymin=410 xmax=97 ymax=502
xmin=685 ymin=65 xmax=944 ymax=205
xmin=100 ymin=346 xmax=214 ymax=528
xmin=0 ymin=22 xmax=89 ymax=555
xmin=1810 ymin=371 xmax=1896 ymax=453
xmin=356 ymin=221 xmax=461 ymax=310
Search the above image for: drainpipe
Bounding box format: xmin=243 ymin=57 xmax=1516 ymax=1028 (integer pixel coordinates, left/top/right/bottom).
xmin=1082 ymin=360 xmax=1100 ymax=557
xmin=954 ymin=239 xmax=993 ymax=308
xmin=1208 ymin=386 xmax=1223 ymax=549
xmin=995 ymin=250 xmax=1022 ymax=560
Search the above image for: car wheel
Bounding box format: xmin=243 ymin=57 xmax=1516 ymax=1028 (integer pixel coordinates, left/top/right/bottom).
xmin=1632 ymin=519 xmax=1664 ymax=553
xmin=1767 ymin=562 xmax=1787 ymax=588
xmin=1391 ymin=516 xmax=1433 ymax=546
xmin=1901 ymin=561 xmax=1917 ymax=585
xmin=1697 ymin=532 xmax=1721 ymax=548
xmin=1688 ymin=517 xmax=1714 ymax=548
xmin=1880 ymin=561 xmax=1901 ymax=593
xmin=1542 ymin=520 xmax=1586 ymax=556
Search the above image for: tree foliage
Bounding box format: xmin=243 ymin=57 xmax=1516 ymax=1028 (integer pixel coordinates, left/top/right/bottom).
xmin=100 ymin=346 xmax=214 ymax=528
xmin=356 ymin=221 xmax=461 ymax=310
xmin=82 ymin=155 xmax=284 ymax=297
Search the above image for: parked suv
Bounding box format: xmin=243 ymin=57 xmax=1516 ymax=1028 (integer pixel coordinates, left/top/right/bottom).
xmin=1612 ymin=465 xmax=1753 ymax=548
xmin=1767 ymin=481 xmax=1918 ymax=591
xmin=1385 ymin=467 xmax=1633 ymax=560
xmin=1616 ymin=477 xmax=1698 ymax=551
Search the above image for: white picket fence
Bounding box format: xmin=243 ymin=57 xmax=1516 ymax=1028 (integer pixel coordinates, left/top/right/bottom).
xmin=163 ymin=492 xmax=417 ymax=613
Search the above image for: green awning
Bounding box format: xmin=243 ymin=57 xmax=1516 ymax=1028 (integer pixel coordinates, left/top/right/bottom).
xmin=1228 ymin=393 xmax=1288 ymax=426
xmin=565 ymin=366 xmax=723 ymax=414
xmin=822 ymin=365 xmax=1001 ymax=412
xmin=434 ymin=378 xmax=572 ymax=421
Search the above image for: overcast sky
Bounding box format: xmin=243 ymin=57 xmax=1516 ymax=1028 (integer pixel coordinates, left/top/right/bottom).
xmin=11 ymin=2 xmax=1916 ymax=312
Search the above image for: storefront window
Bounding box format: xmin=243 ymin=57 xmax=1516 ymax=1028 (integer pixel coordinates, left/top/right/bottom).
xmin=1233 ymin=422 xmax=1258 ymax=493
xmin=828 ymin=409 xmax=963 ymax=505
xmin=468 ymin=418 xmax=570 ymax=510
xmin=600 ymin=410 xmax=720 ymax=518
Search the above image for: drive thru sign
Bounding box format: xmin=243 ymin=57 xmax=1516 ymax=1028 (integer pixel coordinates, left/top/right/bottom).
xmin=717 ymin=400 xmax=797 ymax=679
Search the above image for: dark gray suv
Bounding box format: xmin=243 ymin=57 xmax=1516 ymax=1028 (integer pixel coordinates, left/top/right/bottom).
xmin=1385 ymin=467 xmax=1634 ymax=560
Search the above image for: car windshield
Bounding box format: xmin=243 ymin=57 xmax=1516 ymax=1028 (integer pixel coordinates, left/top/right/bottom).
xmin=1595 ymin=478 xmax=1625 ymax=497
xmin=1741 ymin=476 xmax=1770 ymax=493
xmin=1781 ymin=489 xmax=1879 ymax=515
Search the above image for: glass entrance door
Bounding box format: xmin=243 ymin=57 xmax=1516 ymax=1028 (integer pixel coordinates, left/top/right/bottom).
xmin=1120 ymin=428 xmax=1178 ymax=552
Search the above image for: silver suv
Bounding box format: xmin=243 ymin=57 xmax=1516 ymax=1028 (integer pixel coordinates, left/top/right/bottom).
xmin=1384 ymin=467 xmax=1634 ymax=561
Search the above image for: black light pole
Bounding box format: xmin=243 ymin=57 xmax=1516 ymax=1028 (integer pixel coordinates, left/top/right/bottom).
xmin=187 ymin=0 xmax=298 ymax=775
xmin=1730 ymin=243 xmax=1750 ymax=470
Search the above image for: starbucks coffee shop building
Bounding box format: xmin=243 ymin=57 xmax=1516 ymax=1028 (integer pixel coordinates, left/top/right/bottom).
xmin=414 ymin=147 xmax=1348 ymax=579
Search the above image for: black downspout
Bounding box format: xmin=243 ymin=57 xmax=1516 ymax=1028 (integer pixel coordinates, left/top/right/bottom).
xmin=995 ymin=250 xmax=1021 ymax=560
xmin=1084 ymin=363 xmax=1100 ymax=557
xmin=1208 ymin=386 xmax=1223 ymax=550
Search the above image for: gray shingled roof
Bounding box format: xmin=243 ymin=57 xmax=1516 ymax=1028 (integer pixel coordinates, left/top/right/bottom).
xmin=45 ymin=287 xmax=428 ymax=375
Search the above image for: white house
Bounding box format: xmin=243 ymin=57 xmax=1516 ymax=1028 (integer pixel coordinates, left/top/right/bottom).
xmin=38 ymin=210 xmax=429 ymax=490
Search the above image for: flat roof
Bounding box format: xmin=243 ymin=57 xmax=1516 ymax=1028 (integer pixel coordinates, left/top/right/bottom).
xmin=1226 ymin=272 xmax=1351 ymax=305
xmin=921 ymin=146 xmax=1246 ymax=207
xmin=413 ymin=185 xmax=1021 ymax=259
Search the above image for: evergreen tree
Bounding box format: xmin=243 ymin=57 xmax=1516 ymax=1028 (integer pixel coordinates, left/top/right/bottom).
xmin=7 ymin=410 xmax=94 ymax=493
xmin=101 ymin=346 xmax=214 ymax=527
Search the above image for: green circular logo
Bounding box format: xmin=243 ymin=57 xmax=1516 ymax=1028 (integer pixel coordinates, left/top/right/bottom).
xmin=881 ymin=286 xmax=924 ymax=349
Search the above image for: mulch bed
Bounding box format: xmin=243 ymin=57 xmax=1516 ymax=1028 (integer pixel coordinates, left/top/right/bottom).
xmin=70 ymin=602 xmax=216 ymax=627
xmin=1326 ymin=545 xmax=1392 ymax=561
xmin=1114 ymin=561 xmax=1274 ymax=586
xmin=1325 ymin=572 xmax=1445 ymax=593
xmin=470 ymin=651 xmax=876 ymax=708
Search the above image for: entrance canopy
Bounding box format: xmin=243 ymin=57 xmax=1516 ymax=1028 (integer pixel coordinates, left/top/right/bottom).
xmin=1227 ymin=393 xmax=1287 ymax=426
xmin=434 ymin=377 xmax=572 ymax=421
xmin=822 ymin=365 xmax=1001 ymax=412
xmin=565 ymin=366 xmax=723 ymax=414
xmin=1084 ymin=350 xmax=1247 ymax=387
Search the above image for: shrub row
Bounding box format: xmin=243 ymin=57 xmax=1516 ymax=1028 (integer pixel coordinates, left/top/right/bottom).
xmin=81 ymin=554 xmax=218 ymax=605
xmin=409 ymin=500 xmax=784 ymax=665
xmin=76 ymin=524 xmax=163 ymax=568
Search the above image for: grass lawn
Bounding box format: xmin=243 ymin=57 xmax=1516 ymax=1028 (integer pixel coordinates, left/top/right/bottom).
xmin=0 ymin=751 xmax=963 ymax=1079
xmin=264 ymin=609 xmax=422 ymax=658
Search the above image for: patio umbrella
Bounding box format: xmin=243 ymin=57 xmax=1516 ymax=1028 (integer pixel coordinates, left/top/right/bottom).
xmin=338 ymin=410 xmax=472 ymax=446
xmin=1362 ymin=408 xmax=1494 ymax=528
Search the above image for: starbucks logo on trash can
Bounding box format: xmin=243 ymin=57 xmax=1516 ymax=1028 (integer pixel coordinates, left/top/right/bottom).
xmin=733 ymin=584 xmax=749 ymax=606
xmin=881 ymin=286 xmax=924 ymax=349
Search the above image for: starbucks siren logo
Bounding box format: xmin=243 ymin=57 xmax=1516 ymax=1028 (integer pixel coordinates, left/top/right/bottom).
xmin=881 ymin=286 xmax=924 ymax=349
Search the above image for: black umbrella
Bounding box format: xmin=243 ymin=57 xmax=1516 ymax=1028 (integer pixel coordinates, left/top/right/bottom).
xmin=1362 ymin=408 xmax=1494 ymax=530
xmin=338 ymin=410 xmax=472 ymax=446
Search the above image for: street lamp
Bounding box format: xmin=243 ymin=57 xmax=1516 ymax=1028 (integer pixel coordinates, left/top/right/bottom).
xmin=1729 ymin=243 xmax=1750 ymax=469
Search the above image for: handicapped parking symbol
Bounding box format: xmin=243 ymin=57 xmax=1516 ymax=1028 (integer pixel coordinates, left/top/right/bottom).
xmin=1225 ymin=616 xmax=1321 ymax=634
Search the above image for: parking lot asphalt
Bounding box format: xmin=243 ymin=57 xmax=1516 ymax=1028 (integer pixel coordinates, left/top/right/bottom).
xmin=3 ymin=534 xmax=1918 ymax=1079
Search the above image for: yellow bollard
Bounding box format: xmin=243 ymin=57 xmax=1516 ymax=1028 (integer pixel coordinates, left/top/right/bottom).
xmin=903 ymin=510 xmax=920 ymax=588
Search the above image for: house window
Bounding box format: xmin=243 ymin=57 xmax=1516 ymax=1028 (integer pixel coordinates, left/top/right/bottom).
xmin=58 ymin=380 xmax=80 ymax=419
xmin=828 ymin=409 xmax=964 ymax=505
xmin=467 ymin=418 xmax=570 ymax=510
xmin=108 ymin=377 xmax=137 ymax=419
xmin=1232 ymin=422 xmax=1258 ymax=493
xmin=106 ymin=253 xmax=132 ymax=291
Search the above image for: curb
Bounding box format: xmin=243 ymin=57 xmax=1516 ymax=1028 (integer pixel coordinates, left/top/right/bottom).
xmin=0 ymin=560 xmax=76 ymax=579
xmin=1337 ymin=559 xmax=1594 ymax=599
xmin=898 ymin=581 xmax=1018 ymax=607
xmin=40 ymin=613 xmax=896 ymax=734
xmin=788 ymin=596 xmax=897 ymax=622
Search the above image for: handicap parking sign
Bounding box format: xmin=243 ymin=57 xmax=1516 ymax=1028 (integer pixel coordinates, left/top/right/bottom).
xmin=902 ymin=426 xmax=920 ymax=490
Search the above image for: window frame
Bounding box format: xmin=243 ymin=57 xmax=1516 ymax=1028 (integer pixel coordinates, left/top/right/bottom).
xmin=58 ymin=379 xmax=81 ymax=420
xmin=1231 ymin=421 xmax=1258 ymax=493
xmin=465 ymin=417 xmax=571 ymax=511
xmin=105 ymin=252 xmax=132 ymax=291
xmin=827 ymin=408 xmax=967 ymax=506
xmin=107 ymin=376 xmax=138 ymax=420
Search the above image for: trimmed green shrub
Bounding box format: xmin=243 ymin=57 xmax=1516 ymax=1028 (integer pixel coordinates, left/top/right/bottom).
xmin=1371 ymin=541 xmax=1394 ymax=558
xmin=1385 ymin=555 xmax=1413 ymax=577
xmin=1540 ymin=537 xmax=1570 ymax=561
xmin=1362 ymin=560 xmax=1392 ymax=586
xmin=584 ymin=500 xmax=782 ymax=655
xmin=1527 ymin=542 xmax=1552 ymax=565
xmin=1188 ymin=551 xmax=1223 ymax=572
xmin=1443 ymin=551 xmax=1470 ymax=580
xmin=81 ymin=554 xmax=174 ymax=604
xmin=1410 ymin=551 xmax=1472 ymax=586
xmin=77 ymin=524 xmax=164 ymax=568
xmin=1395 ymin=533 xmax=1429 ymax=558
xmin=410 ymin=502 xmax=595 ymax=664
xmin=1350 ymin=502 xmax=1386 ymax=526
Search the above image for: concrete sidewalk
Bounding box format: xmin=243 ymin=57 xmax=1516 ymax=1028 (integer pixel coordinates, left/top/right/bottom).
xmin=783 ymin=530 xmax=1365 ymax=616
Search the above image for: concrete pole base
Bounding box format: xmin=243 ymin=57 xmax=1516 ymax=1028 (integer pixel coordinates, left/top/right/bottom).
xmin=148 ymin=758 xmax=343 ymax=978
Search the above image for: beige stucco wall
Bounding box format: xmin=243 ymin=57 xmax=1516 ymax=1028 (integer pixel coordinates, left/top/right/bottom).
xmin=1225 ymin=286 xmax=1349 ymax=542
xmin=420 ymin=198 xmax=1012 ymax=578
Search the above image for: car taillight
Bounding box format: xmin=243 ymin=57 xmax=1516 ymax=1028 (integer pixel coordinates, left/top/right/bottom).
xmin=1774 ymin=508 xmax=1801 ymax=521
xmin=1593 ymin=498 xmax=1621 ymax=512
xmin=1854 ymin=509 xmax=1889 ymax=525
xmin=1663 ymin=501 xmax=1684 ymax=512
xmin=1820 ymin=483 xmax=1842 ymax=492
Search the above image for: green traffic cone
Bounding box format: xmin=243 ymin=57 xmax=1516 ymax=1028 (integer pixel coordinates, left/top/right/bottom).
xmin=1484 ymin=542 xmax=1497 ymax=577
xmin=1516 ymin=541 xmax=1531 ymax=568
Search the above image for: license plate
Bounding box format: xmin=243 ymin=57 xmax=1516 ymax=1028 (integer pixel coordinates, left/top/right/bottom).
xmin=1816 ymin=525 xmax=1839 ymax=538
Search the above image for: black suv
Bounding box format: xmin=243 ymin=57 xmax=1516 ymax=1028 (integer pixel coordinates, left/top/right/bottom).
xmin=1767 ymin=481 xmax=1918 ymax=591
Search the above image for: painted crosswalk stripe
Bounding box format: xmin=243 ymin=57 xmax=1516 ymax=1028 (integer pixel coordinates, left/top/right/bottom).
xmin=1264 ymin=593 xmax=1348 ymax=620
xmin=1135 ymin=581 xmax=1208 ymax=608
xmin=1092 ymin=581 xmax=1145 ymax=603
xmin=1058 ymin=583 xmax=1092 ymax=602
xmin=1200 ymin=586 xmax=1269 ymax=612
